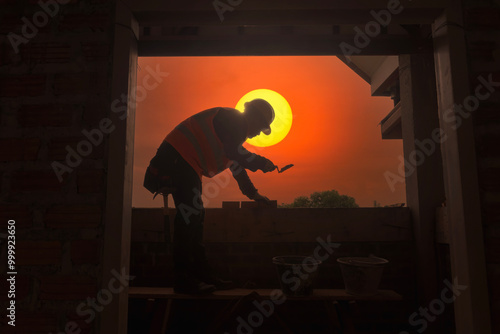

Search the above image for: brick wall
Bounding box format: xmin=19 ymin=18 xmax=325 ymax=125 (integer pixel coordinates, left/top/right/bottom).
xmin=0 ymin=0 xmax=115 ymax=333
xmin=130 ymin=208 xmax=415 ymax=299
xmin=463 ymin=2 xmax=500 ymax=332
xmin=130 ymin=207 xmax=417 ymax=332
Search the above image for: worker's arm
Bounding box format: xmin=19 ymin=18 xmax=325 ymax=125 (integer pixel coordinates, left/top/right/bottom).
xmin=214 ymin=108 xmax=273 ymax=172
xmin=229 ymin=162 xmax=257 ymax=199
xmin=230 ymin=162 xmax=271 ymax=202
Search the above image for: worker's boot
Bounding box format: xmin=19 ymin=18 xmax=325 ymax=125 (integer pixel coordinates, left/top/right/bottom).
xmin=173 ymin=271 xmax=216 ymax=295
xmin=192 ymin=261 xmax=233 ymax=290
xmin=201 ymin=275 xmax=234 ymax=291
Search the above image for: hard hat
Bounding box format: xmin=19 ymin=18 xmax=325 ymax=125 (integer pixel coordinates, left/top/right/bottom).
xmin=244 ymin=99 xmax=275 ymax=135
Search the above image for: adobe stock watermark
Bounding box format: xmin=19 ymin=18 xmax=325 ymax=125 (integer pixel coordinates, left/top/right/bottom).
xmin=48 ymin=267 xmax=135 ymax=334
xmin=339 ymin=0 xmax=405 ymax=62
xmin=51 ymin=65 xmax=169 ymax=182
xmin=225 ymin=235 xmax=340 ymax=334
xmin=8 ymin=0 xmax=70 ymax=54
xmin=384 ymin=73 xmax=500 ymax=192
xmin=213 ymin=0 xmax=243 ymax=22
xmin=400 ymin=277 xmax=467 ymax=334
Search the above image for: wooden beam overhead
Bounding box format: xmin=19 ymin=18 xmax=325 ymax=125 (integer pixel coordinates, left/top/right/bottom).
xmin=135 ymin=8 xmax=444 ymax=26
xmin=132 ymin=0 xmax=446 ymax=13
xmin=139 ymin=35 xmax=423 ymax=56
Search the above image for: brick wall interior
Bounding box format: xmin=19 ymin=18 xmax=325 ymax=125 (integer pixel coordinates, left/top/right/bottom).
xmin=0 ymin=0 xmax=114 ymax=333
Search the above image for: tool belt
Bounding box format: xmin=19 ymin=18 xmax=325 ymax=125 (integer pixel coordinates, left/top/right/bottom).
xmin=143 ymin=165 xmax=172 ymax=197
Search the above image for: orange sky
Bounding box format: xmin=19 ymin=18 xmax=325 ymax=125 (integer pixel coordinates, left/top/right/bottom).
xmin=132 ymin=56 xmax=406 ymax=208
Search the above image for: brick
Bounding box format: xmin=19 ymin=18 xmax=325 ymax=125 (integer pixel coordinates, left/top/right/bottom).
xmin=18 ymin=104 xmax=75 ymax=127
xmin=17 ymin=241 xmax=61 ymax=265
xmin=48 ymin=136 xmax=105 ymax=161
xmin=77 ymin=169 xmax=104 ymax=193
xmin=241 ymin=200 xmax=278 ymax=208
xmin=53 ymin=73 xmax=107 ymax=96
xmin=45 ymin=205 xmax=102 ymax=228
xmin=0 ymin=204 xmax=33 ymax=229
xmin=0 ymin=274 xmax=30 ymax=301
xmin=71 ymin=239 xmax=101 ymax=265
xmin=58 ymin=13 xmax=110 ymax=32
xmin=0 ymin=138 xmax=40 ymax=162
xmin=39 ymin=275 xmax=96 ymax=300
xmin=0 ymin=75 xmax=46 ymax=97
xmin=20 ymin=42 xmax=72 ymax=64
xmin=222 ymin=201 xmax=240 ymax=209
xmin=11 ymin=170 xmax=65 ymax=192
xmin=0 ymin=313 xmax=58 ymax=334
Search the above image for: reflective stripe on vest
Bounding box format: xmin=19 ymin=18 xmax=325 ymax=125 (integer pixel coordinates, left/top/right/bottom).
xmin=164 ymin=108 xmax=231 ymax=178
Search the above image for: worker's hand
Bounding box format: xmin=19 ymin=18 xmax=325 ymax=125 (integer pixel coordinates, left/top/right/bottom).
xmin=262 ymin=159 xmax=276 ymax=173
xmin=253 ymin=191 xmax=271 ymax=204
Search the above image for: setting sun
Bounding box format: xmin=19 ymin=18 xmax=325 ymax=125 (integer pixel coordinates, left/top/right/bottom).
xmin=235 ymin=89 xmax=293 ymax=147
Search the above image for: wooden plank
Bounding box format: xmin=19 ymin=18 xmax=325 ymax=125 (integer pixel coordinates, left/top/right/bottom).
xmin=128 ymin=287 xmax=403 ymax=301
xmin=381 ymin=102 xmax=402 ymax=139
xmin=100 ymin=1 xmax=138 ymax=334
xmin=138 ymin=35 xmax=422 ymax=57
xmin=432 ymin=5 xmax=492 ymax=333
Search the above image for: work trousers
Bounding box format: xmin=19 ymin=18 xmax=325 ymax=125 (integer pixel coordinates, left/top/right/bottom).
xmin=147 ymin=142 xmax=209 ymax=275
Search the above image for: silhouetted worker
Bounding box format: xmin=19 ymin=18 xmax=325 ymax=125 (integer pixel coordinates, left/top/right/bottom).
xmin=143 ymin=99 xmax=277 ymax=294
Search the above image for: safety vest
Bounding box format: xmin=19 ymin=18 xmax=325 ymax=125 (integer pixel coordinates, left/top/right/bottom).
xmin=164 ymin=108 xmax=233 ymax=178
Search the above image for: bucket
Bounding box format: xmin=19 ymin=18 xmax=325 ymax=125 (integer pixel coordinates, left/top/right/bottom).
xmin=337 ymin=256 xmax=388 ymax=296
xmin=272 ymin=256 xmax=322 ymax=296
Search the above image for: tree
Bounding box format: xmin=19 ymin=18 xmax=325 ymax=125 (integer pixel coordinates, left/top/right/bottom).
xmin=280 ymin=190 xmax=359 ymax=208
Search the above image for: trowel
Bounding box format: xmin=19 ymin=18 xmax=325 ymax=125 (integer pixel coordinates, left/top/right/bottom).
xmin=275 ymin=164 xmax=294 ymax=173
